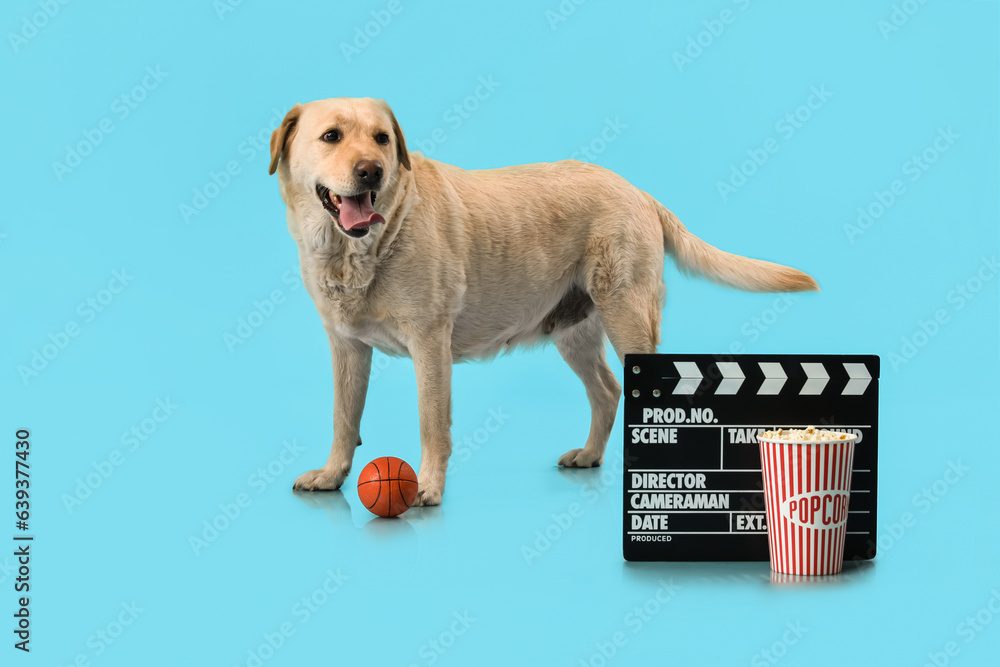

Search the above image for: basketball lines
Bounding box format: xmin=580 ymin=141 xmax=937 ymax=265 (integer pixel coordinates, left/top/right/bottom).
xmin=358 ymin=456 xmax=418 ymax=514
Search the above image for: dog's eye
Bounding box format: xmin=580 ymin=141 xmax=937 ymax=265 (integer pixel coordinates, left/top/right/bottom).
xmin=375 ymin=132 xmax=390 ymax=145
xmin=322 ymin=129 xmax=341 ymax=143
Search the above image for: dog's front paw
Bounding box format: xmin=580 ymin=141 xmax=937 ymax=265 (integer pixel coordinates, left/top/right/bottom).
xmin=413 ymin=469 xmax=444 ymax=506
xmin=414 ymin=486 xmax=443 ymax=506
xmin=558 ymin=448 xmax=603 ymax=468
xmin=293 ymin=465 xmax=349 ymax=491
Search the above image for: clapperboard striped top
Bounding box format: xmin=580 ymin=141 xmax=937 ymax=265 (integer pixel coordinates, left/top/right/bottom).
xmin=666 ymin=359 xmax=874 ymax=396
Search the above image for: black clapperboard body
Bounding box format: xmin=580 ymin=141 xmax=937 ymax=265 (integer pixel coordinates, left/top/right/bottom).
xmin=622 ymin=354 xmax=878 ymax=562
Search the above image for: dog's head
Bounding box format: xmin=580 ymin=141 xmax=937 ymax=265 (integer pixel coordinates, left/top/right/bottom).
xmin=269 ymin=97 xmax=411 ymax=240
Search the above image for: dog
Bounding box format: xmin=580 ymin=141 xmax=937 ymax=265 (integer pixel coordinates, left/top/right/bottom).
xmin=269 ymin=97 xmax=818 ymax=506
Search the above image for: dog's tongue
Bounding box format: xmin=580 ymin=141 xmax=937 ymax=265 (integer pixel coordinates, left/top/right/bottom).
xmin=338 ymin=192 xmax=384 ymax=230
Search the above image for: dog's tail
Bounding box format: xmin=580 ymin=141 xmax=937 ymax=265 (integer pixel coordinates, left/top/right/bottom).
xmin=648 ymin=196 xmax=819 ymax=293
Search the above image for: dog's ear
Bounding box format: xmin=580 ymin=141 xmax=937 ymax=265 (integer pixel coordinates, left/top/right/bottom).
xmin=269 ymin=105 xmax=302 ymax=175
xmin=382 ymin=102 xmax=411 ymax=171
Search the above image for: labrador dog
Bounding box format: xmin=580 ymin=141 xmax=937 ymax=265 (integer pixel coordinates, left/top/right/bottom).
xmin=270 ymin=97 xmax=817 ymax=506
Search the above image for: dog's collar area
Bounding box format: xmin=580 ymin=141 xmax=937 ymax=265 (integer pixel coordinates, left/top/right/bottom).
xmin=315 ymin=183 xmax=376 ymax=238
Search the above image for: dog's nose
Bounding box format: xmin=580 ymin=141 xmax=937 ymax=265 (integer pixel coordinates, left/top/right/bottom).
xmin=353 ymin=160 xmax=384 ymax=187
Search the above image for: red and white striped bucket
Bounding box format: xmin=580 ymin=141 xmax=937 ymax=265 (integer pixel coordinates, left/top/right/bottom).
xmin=758 ymin=432 xmax=857 ymax=576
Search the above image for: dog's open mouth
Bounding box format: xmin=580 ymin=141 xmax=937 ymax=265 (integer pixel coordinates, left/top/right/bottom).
xmin=315 ymin=184 xmax=384 ymax=238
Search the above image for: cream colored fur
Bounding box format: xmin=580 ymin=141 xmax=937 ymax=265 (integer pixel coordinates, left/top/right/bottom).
xmin=270 ymin=97 xmax=818 ymax=506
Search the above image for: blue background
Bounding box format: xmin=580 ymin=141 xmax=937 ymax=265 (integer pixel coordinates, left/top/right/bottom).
xmin=2 ymin=1 xmax=998 ymax=665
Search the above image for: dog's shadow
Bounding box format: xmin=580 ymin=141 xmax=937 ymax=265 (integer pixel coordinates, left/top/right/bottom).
xmin=293 ymin=490 xmax=436 ymax=576
xmin=556 ymin=466 xmax=604 ymax=484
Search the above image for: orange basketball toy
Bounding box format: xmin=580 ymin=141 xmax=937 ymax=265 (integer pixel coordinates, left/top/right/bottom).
xmin=357 ymin=457 xmax=419 ymax=517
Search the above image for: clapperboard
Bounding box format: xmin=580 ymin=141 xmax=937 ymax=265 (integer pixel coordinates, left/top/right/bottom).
xmin=622 ymin=354 xmax=879 ymax=562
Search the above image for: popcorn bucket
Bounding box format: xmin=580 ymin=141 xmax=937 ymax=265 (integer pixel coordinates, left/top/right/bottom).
xmin=757 ymin=429 xmax=858 ymax=576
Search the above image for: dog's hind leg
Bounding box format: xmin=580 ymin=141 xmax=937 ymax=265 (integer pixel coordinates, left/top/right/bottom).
xmin=596 ymin=285 xmax=663 ymax=364
xmin=581 ymin=232 xmax=665 ymax=364
xmin=554 ymin=315 xmax=621 ymax=468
